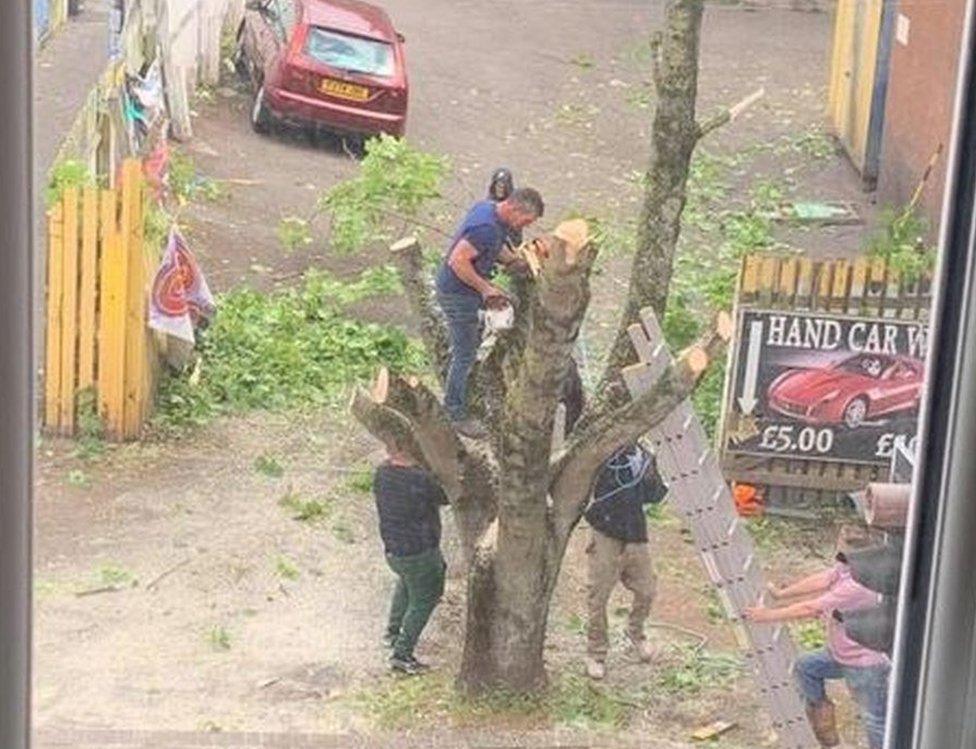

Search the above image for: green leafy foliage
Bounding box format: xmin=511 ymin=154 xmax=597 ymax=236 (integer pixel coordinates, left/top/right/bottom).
xmin=277 ymin=216 xmax=313 ymax=252
xmin=744 ymin=517 xmax=792 ymax=554
xmin=667 ymin=170 xmax=789 ymax=436
xmin=570 ymin=52 xmax=596 ymax=70
xmin=356 ymin=669 xmax=638 ymax=730
xmin=144 ymin=201 xmax=171 ymax=254
xmin=67 ymin=469 xmax=92 ymax=489
xmin=344 ymin=464 xmax=374 ymax=495
xmin=275 ymin=555 xmax=300 ymax=580
xmin=72 ymin=388 xmax=105 ymax=461
xmin=655 ymin=644 xmax=743 ymax=696
xmin=279 ymin=491 xmax=333 ymax=522
xmin=46 ymin=160 xmax=93 ymax=206
xmin=788 ymin=126 xmax=836 ymax=161
xmin=792 ymin=619 xmax=827 ymax=651
xmin=318 ymin=135 xmax=448 ymax=253
xmin=865 ymin=207 xmax=935 ymax=282
xmin=98 ymin=564 xmax=135 ymax=587
xmin=154 ymin=270 xmax=425 ymax=429
xmin=691 ymin=359 xmax=726 ymax=437
xmin=169 ymin=152 xmax=226 ymax=204
xmin=254 ymin=454 xmax=285 ymax=478
xmin=209 ymin=626 xmax=232 ymax=651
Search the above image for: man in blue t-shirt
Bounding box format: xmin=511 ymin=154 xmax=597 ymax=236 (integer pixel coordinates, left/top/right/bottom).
xmin=435 ymin=187 xmax=544 ymax=439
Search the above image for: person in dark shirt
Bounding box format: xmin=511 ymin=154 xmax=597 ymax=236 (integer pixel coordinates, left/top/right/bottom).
xmin=372 ymin=439 xmax=449 ymax=675
xmin=583 ymin=442 xmax=668 ymax=680
xmin=435 ymin=187 xmax=544 ymax=440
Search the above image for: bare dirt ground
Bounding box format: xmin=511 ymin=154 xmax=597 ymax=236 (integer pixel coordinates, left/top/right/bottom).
xmin=34 ymin=2 xmax=876 ymax=747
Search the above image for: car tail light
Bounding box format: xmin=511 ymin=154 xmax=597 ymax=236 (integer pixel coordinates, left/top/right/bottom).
xmin=287 ymin=24 xmax=308 ymax=61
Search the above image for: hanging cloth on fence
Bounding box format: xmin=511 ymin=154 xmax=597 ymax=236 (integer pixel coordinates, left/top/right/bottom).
xmin=149 ymin=228 xmax=216 ymax=344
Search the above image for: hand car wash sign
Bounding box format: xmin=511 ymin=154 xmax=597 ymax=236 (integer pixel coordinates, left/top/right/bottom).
xmin=724 ymin=310 xmax=928 ymax=464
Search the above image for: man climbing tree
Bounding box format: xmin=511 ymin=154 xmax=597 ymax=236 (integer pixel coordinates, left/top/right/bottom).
xmin=434 ymin=188 xmax=545 ymax=439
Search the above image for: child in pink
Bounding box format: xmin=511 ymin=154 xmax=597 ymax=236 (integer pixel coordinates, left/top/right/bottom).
xmin=745 ymin=533 xmax=890 ymax=749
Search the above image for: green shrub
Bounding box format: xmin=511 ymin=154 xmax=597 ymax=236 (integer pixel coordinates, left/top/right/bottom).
xmin=154 ymin=271 xmax=425 ymax=429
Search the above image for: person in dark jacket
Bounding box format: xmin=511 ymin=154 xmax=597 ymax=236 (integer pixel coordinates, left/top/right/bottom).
xmin=372 ymin=438 xmax=449 ymax=675
xmin=583 ymin=442 xmax=668 ymax=680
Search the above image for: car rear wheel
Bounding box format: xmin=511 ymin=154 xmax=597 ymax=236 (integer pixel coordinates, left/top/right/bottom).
xmin=251 ymin=85 xmax=271 ymax=135
xmin=843 ymin=397 xmax=869 ymax=429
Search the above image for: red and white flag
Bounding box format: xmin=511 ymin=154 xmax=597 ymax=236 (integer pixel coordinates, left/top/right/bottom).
xmin=149 ymin=228 xmax=216 ymax=344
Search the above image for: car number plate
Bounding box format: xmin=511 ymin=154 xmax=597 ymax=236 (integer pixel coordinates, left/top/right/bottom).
xmin=320 ymin=78 xmax=370 ymax=101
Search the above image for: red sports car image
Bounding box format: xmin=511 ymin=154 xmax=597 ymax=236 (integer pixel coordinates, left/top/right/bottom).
xmin=766 ymin=353 xmax=924 ymax=429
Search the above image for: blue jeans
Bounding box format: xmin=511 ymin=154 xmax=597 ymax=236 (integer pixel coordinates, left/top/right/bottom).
xmin=795 ymin=649 xmax=889 ymax=749
xmin=437 ymin=291 xmax=483 ymax=420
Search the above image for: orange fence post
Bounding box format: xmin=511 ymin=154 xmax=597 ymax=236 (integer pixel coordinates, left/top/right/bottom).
xmin=44 ymin=204 xmax=65 ymax=432
xmin=59 ymin=188 xmax=80 ymax=435
xmin=78 ymin=186 xmax=99 ymax=394
xmin=122 ymin=159 xmax=147 ymax=439
xmin=98 ymin=187 xmax=127 ymax=438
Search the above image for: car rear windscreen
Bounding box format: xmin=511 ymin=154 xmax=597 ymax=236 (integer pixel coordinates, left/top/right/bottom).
xmin=306 ymin=28 xmax=394 ymax=77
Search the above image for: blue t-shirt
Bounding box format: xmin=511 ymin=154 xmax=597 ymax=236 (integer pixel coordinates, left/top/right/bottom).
xmin=435 ymin=200 xmax=507 ymax=297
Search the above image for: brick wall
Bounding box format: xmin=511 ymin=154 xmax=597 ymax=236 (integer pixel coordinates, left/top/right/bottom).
xmin=876 ymin=0 xmax=967 ymax=235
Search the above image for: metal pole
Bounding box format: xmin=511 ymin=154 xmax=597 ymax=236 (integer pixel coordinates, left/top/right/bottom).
xmin=0 ymin=0 xmax=35 ymax=745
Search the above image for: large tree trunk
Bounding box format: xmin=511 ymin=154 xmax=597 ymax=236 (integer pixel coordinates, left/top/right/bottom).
xmin=348 ymin=1 xmax=749 ymax=690
xmin=458 ymin=523 xmax=553 ymax=692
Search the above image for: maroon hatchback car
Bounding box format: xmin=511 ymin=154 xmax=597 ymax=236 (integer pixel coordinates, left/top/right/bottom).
xmin=235 ymin=0 xmax=408 ymax=139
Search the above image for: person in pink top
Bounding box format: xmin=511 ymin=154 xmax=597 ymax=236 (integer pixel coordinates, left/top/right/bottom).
xmin=745 ymin=527 xmax=890 ymax=749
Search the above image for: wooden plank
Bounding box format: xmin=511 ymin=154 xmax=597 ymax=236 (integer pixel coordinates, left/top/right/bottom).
xmin=122 ymin=160 xmax=147 ymax=439
xmin=722 ymin=464 xmax=867 ymax=493
xmin=44 ymin=205 xmax=65 ymax=432
xmin=59 ymin=188 xmax=80 ymax=435
xmin=758 ymin=256 xmax=778 ymax=306
xmin=831 ymin=259 xmax=850 ymax=311
xmin=866 ymin=256 xmax=887 ymax=315
xmin=740 ymin=255 xmax=761 ymax=299
xmin=78 ymin=187 xmax=99 ymax=393
xmin=884 ymin=267 xmax=902 ymax=319
xmin=98 ymin=188 xmax=127 ymax=438
xmin=778 ymin=257 xmax=798 ymax=304
xmin=848 ymin=257 xmax=869 ymax=314
xmin=814 ymin=262 xmax=832 ymax=311
xmin=142 ymin=248 xmax=161 ymax=424
xmin=795 ymin=258 xmax=814 ymax=310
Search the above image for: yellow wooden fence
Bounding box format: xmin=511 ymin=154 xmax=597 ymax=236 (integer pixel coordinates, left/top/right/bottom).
xmin=44 ymin=159 xmax=159 ymax=440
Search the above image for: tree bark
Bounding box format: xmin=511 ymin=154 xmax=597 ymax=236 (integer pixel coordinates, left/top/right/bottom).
xmin=460 ymin=221 xmax=597 ymax=692
xmin=581 ymin=0 xmax=705 ymax=427
xmin=390 ymin=237 xmax=451 ymax=376
xmin=353 ymin=197 xmax=722 ymax=694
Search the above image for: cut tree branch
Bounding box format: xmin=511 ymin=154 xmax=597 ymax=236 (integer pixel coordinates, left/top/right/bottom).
xmin=496 ymin=221 xmax=597 ymax=522
xmin=550 ymin=320 xmax=729 ymax=540
xmin=358 ymin=368 xmax=465 ymax=501
xmin=696 ymin=87 xmax=766 ymax=140
xmin=351 ymin=369 xmax=498 ymax=559
xmin=390 ymin=237 xmax=451 ymax=376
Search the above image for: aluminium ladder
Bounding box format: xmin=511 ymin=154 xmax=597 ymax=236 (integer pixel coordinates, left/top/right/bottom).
xmin=623 ymin=308 xmax=818 ymax=749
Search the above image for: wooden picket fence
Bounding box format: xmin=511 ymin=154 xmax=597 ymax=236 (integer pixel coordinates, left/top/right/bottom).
xmin=720 ymin=252 xmax=933 ymax=498
xmin=44 ymin=159 xmax=160 ymax=440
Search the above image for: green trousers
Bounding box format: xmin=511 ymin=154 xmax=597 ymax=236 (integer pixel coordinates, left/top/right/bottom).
xmin=386 ymin=547 xmax=446 ymax=660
